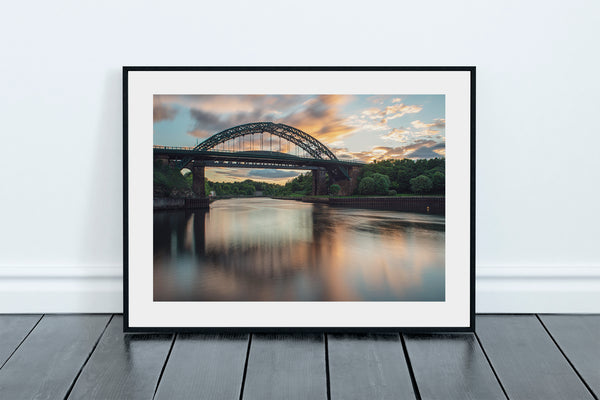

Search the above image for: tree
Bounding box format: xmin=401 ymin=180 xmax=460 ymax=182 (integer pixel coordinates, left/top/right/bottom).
xmin=432 ymin=171 xmax=445 ymax=194
xmin=358 ymin=177 xmax=375 ymax=195
xmin=410 ymin=175 xmax=433 ymax=194
xmin=355 ymin=157 xmax=445 ymax=195
xmin=329 ymin=184 xmax=341 ymax=196
xmin=372 ymin=173 xmax=391 ymax=195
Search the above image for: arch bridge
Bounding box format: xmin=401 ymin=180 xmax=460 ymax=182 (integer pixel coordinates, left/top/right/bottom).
xmin=154 ymin=122 xmax=363 ymax=197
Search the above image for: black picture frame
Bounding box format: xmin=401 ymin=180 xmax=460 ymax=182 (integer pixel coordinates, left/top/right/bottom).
xmin=123 ymin=66 xmax=475 ymax=333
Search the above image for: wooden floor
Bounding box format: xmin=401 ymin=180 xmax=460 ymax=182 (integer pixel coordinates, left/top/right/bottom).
xmin=0 ymin=315 xmax=598 ymax=399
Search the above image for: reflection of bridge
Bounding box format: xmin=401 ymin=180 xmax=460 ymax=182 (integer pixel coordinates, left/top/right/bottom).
xmin=154 ymin=122 xmax=364 ymax=197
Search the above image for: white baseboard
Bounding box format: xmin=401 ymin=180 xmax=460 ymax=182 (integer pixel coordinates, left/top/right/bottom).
xmin=1 ymin=266 xmax=599 ymax=314
xmin=0 ymin=266 xmax=123 ymax=313
xmin=476 ymin=266 xmax=600 ymax=313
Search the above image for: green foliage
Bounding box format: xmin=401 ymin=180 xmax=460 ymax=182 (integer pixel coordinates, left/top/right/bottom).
xmin=154 ymin=161 xmax=193 ymax=197
xmin=432 ymin=172 xmax=445 ymax=194
xmin=372 ymin=173 xmax=391 ymax=195
xmin=356 ymin=158 xmax=444 ymax=195
xmin=359 ymin=177 xmax=375 ymax=195
xmin=282 ymin=172 xmax=313 ymax=195
xmin=154 ymin=157 xmax=445 ymax=199
xmin=410 ymin=175 xmax=433 ymax=194
xmin=329 ymin=184 xmax=341 ymax=196
xmin=205 ymin=172 xmax=313 ymax=197
xmin=207 ymin=179 xmax=263 ymax=196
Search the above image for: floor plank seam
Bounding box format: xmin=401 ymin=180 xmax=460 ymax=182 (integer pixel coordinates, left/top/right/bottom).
xmin=473 ymin=331 xmax=510 ymax=400
xmin=152 ymin=332 xmax=177 ymax=400
xmin=238 ymin=333 xmax=253 ymax=400
xmin=399 ymin=334 xmax=422 ymax=400
xmin=324 ymin=334 xmax=331 ymax=400
xmin=0 ymin=314 xmax=43 ymax=371
xmin=535 ymin=315 xmax=599 ymax=400
xmin=63 ymin=314 xmax=114 ymax=400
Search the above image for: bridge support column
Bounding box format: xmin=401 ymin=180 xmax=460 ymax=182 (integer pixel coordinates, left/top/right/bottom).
xmin=192 ymin=164 xmax=206 ymax=197
xmin=155 ymin=155 xmax=169 ymax=165
xmin=331 ymin=166 xmax=360 ymax=196
xmin=312 ymin=169 xmax=328 ymax=196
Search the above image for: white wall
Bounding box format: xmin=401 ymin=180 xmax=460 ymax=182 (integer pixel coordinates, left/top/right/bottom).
xmin=1 ymin=0 xmax=599 ymax=313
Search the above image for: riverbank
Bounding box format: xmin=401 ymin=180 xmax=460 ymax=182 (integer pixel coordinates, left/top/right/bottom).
xmin=154 ymin=197 xmax=210 ymax=210
xmin=273 ymin=195 xmax=445 ymax=215
xmin=155 ymin=195 xmax=445 ymax=215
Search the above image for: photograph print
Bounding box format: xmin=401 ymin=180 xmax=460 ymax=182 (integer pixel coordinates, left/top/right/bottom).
xmin=125 ymin=67 xmax=474 ymax=330
xmin=153 ymin=94 xmax=446 ymax=302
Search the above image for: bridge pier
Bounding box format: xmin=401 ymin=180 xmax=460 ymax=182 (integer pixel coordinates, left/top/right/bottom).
xmin=331 ymin=166 xmax=360 ymax=196
xmin=192 ymin=163 xmax=206 ymax=197
xmin=312 ymin=169 xmax=328 ymax=195
xmin=155 ymin=155 xmax=169 ymax=165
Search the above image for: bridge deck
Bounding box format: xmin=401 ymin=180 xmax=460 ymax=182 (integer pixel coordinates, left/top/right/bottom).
xmin=154 ymin=148 xmax=364 ymax=169
xmin=0 ymin=314 xmax=597 ymax=399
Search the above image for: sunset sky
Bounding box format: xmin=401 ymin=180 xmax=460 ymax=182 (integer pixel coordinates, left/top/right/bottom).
xmin=154 ymin=95 xmax=445 ymax=183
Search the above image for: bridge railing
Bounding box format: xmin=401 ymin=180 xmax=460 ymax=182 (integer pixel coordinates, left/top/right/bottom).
xmin=153 ymin=145 xmax=365 ymax=166
xmin=153 ymin=145 xmax=196 ymax=150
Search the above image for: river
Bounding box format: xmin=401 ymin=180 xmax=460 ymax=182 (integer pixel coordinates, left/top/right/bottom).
xmin=154 ymin=198 xmax=445 ymax=302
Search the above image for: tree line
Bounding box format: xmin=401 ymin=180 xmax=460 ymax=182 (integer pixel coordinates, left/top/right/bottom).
xmin=356 ymin=158 xmax=445 ymax=195
xmin=154 ymin=158 xmax=445 ymax=198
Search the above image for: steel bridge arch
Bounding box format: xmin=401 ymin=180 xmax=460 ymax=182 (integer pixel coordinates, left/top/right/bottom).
xmin=193 ymin=122 xmax=338 ymax=160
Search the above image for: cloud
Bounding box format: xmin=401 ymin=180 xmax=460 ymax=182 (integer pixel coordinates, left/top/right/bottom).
xmin=367 ymin=95 xmax=386 ymax=104
xmin=382 ymin=128 xmax=410 ymax=142
xmin=405 ymin=141 xmax=446 ymax=159
xmin=188 ymin=129 xmax=211 ymax=139
xmin=362 ymin=103 xmax=423 ymax=124
xmin=186 ymin=107 xmax=272 ymax=139
xmin=211 ymin=169 xmax=249 ymax=179
xmin=189 ymin=108 xmax=222 ymax=126
xmin=248 ymin=170 xmax=300 ymax=179
xmin=155 ymin=94 xmax=444 ymax=163
xmin=156 ymin=94 xmax=302 ymax=114
xmin=282 ymin=95 xmax=356 ymax=144
xmin=206 ymin=167 xmax=303 ymax=184
xmin=411 ymin=119 xmax=445 ymax=129
xmin=333 ymin=139 xmax=444 ymax=162
xmin=429 ymin=141 xmax=446 ymax=157
xmin=153 ymin=97 xmax=178 ymax=122
xmin=404 ymin=119 xmax=446 ymax=139
xmin=405 ymin=147 xmax=442 ymax=159
xmin=167 ymin=94 xmax=356 ymax=147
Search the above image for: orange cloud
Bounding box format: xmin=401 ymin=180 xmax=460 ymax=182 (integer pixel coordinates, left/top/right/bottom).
xmin=332 ymin=140 xmax=444 ymax=162
xmin=281 ymin=95 xmax=356 ymax=145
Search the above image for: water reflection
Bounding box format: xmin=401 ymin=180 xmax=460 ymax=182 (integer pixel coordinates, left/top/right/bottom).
xmin=154 ymin=198 xmax=445 ymax=301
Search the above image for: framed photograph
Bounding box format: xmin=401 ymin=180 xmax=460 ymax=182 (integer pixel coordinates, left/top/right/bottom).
xmin=124 ymin=67 xmax=475 ymax=332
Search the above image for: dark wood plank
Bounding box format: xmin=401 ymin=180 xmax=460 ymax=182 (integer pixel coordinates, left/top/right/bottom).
xmin=404 ymin=333 xmax=506 ymax=400
xmin=0 ymin=314 xmax=110 ymax=400
xmin=0 ymin=314 xmax=41 ymax=368
xmin=476 ymin=315 xmax=594 ymax=400
xmin=328 ymin=333 xmax=416 ymax=400
xmin=539 ymin=314 xmax=600 ymax=398
xmin=243 ymin=334 xmax=327 ymax=400
xmin=154 ymin=333 xmax=248 ymax=400
xmin=67 ymin=315 xmax=173 ymax=400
